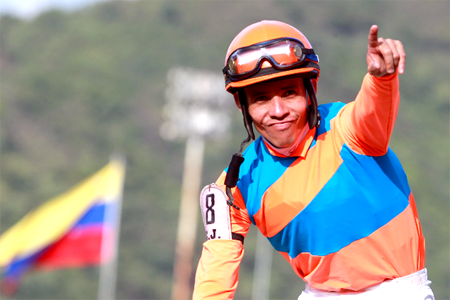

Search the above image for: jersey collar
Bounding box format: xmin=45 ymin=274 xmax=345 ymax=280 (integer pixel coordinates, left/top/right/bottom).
xmin=263 ymin=127 xmax=316 ymax=158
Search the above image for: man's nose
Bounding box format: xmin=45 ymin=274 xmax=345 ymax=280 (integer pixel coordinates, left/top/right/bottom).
xmin=269 ymin=96 xmax=289 ymax=118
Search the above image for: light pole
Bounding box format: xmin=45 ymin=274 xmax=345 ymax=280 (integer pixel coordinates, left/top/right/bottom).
xmin=252 ymin=231 xmax=273 ymax=300
xmin=160 ymin=67 xmax=232 ymax=300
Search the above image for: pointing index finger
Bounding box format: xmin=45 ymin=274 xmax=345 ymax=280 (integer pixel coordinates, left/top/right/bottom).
xmin=368 ymin=25 xmax=379 ymax=49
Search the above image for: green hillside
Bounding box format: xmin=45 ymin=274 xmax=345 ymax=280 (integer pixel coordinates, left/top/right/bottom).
xmin=0 ymin=1 xmax=448 ymax=299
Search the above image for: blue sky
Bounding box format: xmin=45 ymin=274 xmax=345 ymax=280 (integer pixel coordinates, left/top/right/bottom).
xmin=0 ymin=0 xmax=112 ymax=19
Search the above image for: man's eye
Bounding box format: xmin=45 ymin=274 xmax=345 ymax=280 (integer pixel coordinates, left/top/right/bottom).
xmin=284 ymin=90 xmax=297 ymax=97
xmin=254 ymin=96 xmax=267 ymax=102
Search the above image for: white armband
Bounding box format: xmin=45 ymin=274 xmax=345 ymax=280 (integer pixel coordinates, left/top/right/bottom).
xmin=199 ymin=184 xmax=232 ymax=241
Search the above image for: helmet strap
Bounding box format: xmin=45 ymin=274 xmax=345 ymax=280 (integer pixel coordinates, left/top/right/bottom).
xmin=237 ymin=89 xmax=256 ymax=141
xmin=223 ymin=90 xmax=255 ymax=210
xmin=303 ymin=78 xmax=321 ymax=129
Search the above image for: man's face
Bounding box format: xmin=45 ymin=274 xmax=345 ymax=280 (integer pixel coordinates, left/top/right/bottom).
xmin=243 ymin=76 xmax=309 ymax=148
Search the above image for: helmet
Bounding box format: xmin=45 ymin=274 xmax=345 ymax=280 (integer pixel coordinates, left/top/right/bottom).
xmin=223 ymin=20 xmax=320 ymax=94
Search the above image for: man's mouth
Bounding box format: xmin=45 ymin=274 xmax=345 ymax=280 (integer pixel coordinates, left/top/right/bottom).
xmin=269 ymin=120 xmax=294 ymax=131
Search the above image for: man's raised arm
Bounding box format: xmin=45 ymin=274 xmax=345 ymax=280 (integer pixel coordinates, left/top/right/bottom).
xmin=336 ymin=25 xmax=406 ymax=156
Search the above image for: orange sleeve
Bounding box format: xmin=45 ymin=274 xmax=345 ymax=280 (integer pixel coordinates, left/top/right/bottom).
xmin=193 ymin=239 xmax=244 ymax=300
xmin=336 ymin=72 xmax=400 ymax=156
xmin=193 ymin=171 xmax=251 ymax=299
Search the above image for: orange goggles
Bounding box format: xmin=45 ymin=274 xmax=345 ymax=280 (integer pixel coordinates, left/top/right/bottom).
xmin=223 ymin=38 xmax=318 ymax=81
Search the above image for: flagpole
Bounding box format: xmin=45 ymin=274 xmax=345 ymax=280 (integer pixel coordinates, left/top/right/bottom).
xmin=98 ymin=155 xmax=126 ymax=300
xmin=162 ymin=68 xmax=233 ymax=300
xmin=251 ymin=231 xmax=273 ymax=300
xmin=171 ymin=135 xmax=205 ymax=300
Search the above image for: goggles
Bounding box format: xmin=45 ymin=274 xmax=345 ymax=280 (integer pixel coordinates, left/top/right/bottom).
xmin=223 ymin=38 xmax=319 ymax=82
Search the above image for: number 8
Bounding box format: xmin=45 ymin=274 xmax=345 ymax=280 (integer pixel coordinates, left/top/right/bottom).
xmin=206 ymin=194 xmax=215 ymax=224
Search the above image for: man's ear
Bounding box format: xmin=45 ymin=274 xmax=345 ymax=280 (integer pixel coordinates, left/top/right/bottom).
xmin=233 ymin=92 xmax=242 ymax=112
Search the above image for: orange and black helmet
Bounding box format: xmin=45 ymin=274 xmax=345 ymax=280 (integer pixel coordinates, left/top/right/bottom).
xmin=223 ymin=20 xmax=320 ymax=94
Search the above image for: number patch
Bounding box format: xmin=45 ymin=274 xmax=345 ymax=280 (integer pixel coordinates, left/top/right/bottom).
xmin=200 ymin=184 xmax=231 ymax=241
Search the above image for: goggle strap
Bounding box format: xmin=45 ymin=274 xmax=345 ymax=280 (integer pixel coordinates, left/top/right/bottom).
xmin=302 ymin=48 xmax=315 ymax=55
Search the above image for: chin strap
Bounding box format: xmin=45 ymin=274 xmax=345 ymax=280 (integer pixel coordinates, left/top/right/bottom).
xmin=303 ymin=77 xmax=321 ymax=129
xmin=224 ymin=90 xmax=255 ymax=210
xmin=237 ymin=89 xmax=255 ymax=140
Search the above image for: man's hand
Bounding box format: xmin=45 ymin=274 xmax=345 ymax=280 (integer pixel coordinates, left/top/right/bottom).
xmin=366 ymin=25 xmax=405 ymax=77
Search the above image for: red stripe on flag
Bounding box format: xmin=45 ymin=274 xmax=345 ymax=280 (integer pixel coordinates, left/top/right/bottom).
xmin=35 ymin=225 xmax=113 ymax=269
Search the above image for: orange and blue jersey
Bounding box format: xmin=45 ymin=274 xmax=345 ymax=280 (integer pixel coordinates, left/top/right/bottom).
xmin=193 ymin=72 xmax=425 ymax=299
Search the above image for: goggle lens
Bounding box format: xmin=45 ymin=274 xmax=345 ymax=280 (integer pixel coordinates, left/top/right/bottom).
xmin=226 ymin=39 xmax=315 ymax=78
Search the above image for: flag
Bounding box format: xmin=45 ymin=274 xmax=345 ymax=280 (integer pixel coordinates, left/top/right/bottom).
xmin=0 ymin=157 xmax=126 ymax=294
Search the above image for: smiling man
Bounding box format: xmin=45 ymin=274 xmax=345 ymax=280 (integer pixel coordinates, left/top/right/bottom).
xmin=193 ymin=20 xmax=434 ymax=300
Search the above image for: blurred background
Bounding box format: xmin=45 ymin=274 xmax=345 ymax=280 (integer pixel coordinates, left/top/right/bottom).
xmin=0 ymin=0 xmax=449 ymax=299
